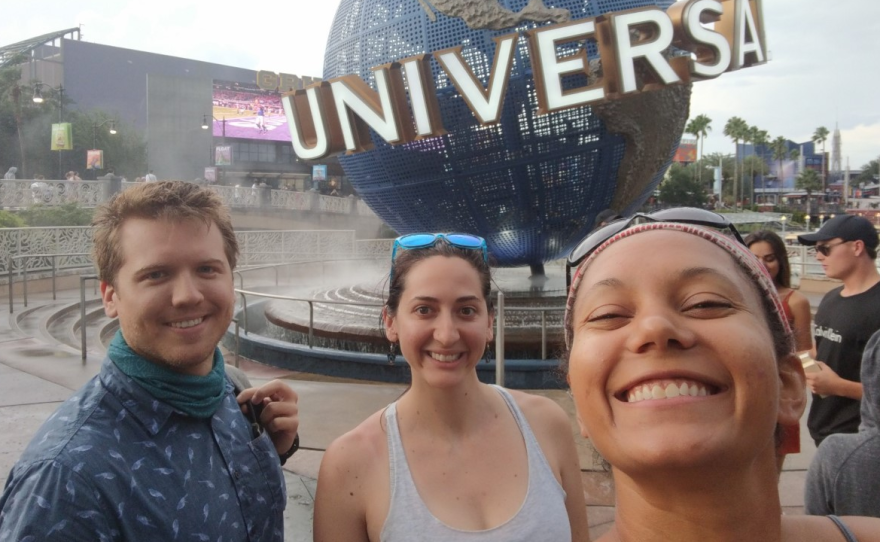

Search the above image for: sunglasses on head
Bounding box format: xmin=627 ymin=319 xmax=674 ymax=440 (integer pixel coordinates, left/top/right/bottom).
xmin=390 ymin=233 xmax=488 ymax=279
xmin=565 ymin=208 xmax=745 ymax=288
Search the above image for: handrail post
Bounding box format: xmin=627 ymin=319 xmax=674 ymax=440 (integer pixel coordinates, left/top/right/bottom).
xmin=241 ymin=293 xmax=249 ymax=335
xmin=51 ymin=255 xmax=57 ymax=300
xmin=22 ymin=257 xmax=27 ymax=308
xmin=234 ymin=318 xmax=241 ymax=368
xmin=80 ymin=276 xmax=88 ymax=363
xmin=541 ymin=310 xmax=547 ymax=360
xmin=308 ymin=301 xmax=314 ymax=348
xmin=8 ymin=256 xmax=13 ymax=314
xmin=495 ymin=291 xmax=505 ymax=386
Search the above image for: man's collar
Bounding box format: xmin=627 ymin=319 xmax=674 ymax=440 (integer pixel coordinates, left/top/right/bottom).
xmin=99 ymin=358 xmax=233 ymax=435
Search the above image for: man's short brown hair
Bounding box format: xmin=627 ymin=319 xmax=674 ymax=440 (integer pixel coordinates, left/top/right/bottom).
xmin=92 ymin=181 xmax=238 ymax=285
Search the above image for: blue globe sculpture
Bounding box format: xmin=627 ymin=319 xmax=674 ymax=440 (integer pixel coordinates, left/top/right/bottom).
xmin=323 ymin=0 xmax=689 ymax=267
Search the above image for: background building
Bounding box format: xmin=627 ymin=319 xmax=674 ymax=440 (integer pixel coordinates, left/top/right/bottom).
xmin=1 ymin=28 xmax=347 ymax=190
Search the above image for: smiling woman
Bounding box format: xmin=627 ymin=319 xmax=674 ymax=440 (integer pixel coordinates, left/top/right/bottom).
xmin=313 ymin=234 xmax=589 ymax=542
xmin=562 ymin=218 xmax=880 ymax=542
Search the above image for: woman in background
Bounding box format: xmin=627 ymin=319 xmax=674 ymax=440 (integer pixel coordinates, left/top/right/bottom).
xmin=745 ymin=230 xmax=813 ymax=352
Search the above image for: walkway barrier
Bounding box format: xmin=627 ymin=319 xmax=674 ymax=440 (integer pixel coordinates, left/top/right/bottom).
xmin=8 ymin=252 xmax=93 ymax=313
xmin=80 ymin=274 xmax=100 ymax=363
xmin=0 ymin=180 xmax=108 ymax=208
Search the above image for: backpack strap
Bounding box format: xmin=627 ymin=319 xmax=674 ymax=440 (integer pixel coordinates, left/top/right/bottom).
xmin=226 ymin=365 xmax=253 ymax=395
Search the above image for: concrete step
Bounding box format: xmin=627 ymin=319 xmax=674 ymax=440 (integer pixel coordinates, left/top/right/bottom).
xmin=47 ymin=299 xmax=106 ymax=350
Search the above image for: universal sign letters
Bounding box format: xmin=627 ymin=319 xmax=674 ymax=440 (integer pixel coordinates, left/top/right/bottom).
xmin=282 ymin=0 xmax=766 ymax=160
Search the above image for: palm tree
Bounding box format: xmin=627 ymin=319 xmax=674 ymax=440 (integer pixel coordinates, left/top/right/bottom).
xmin=813 ymin=126 xmax=830 ymax=191
xmin=751 ymin=127 xmax=769 ymax=199
xmin=796 ymin=168 xmax=823 ymax=217
xmin=723 ymin=117 xmax=749 ymax=211
xmin=771 ymin=136 xmax=788 ymax=187
xmin=686 ymin=114 xmax=712 ymax=183
xmin=789 ymin=147 xmax=800 ymax=170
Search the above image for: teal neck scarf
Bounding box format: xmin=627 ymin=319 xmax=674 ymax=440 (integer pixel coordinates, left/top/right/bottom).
xmin=108 ymin=330 xmax=226 ymax=419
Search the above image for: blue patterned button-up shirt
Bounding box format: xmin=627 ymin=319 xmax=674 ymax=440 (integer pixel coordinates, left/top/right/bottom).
xmin=0 ymin=358 xmax=286 ymax=541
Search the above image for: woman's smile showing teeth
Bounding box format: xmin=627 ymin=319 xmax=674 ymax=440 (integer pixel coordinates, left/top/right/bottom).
xmin=623 ymin=379 xmax=718 ymax=403
xmin=430 ymin=351 xmax=463 ymax=362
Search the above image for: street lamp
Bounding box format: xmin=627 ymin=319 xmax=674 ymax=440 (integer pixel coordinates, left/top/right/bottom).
xmin=201 ymin=115 xmax=228 ymax=178
xmin=92 ymin=119 xmax=118 ymax=149
xmin=805 ymin=214 xmax=811 ymax=229
xmin=780 ymin=215 xmax=787 ymax=234
xmin=819 ymin=213 xmax=825 ymax=227
xmin=91 ymin=120 xmax=117 ymax=174
xmin=202 ymin=114 xmax=226 ymax=138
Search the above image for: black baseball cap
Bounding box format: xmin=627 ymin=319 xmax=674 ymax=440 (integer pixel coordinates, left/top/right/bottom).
xmin=798 ymin=214 xmax=879 ymax=250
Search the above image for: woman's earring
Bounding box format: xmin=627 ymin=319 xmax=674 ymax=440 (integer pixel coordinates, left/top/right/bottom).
xmin=388 ymin=342 xmax=398 ymax=365
xmin=483 ymin=342 xmax=492 ymax=364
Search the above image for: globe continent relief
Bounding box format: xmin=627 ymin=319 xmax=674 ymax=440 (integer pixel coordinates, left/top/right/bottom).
xmin=323 ymin=0 xmax=690 ymax=267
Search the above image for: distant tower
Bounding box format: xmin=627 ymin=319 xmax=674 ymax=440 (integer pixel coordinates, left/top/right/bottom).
xmin=830 ymin=124 xmax=842 ymax=179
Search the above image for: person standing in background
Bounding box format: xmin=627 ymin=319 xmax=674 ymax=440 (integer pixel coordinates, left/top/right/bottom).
xmin=798 ymin=215 xmax=880 ymax=446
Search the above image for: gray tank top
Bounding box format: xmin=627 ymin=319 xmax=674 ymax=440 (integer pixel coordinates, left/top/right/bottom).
xmin=380 ymin=385 xmax=572 ymax=542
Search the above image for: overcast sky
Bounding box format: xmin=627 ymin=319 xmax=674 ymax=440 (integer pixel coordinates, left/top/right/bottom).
xmin=2 ymin=0 xmax=878 ymax=169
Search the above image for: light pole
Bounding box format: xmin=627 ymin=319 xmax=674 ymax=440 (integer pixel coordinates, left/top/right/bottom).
xmin=781 ymin=215 xmax=786 ymax=234
xmin=202 ymin=114 xmax=226 ymax=139
xmin=819 ymin=213 xmax=825 ymax=228
xmin=91 ymin=120 xmax=117 ymax=174
xmin=805 ymin=214 xmax=811 ymax=230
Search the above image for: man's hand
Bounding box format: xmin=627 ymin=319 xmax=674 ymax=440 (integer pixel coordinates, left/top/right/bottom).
xmin=805 ymin=362 xmax=863 ymax=400
xmin=805 ymin=361 xmax=840 ymax=396
xmin=236 ymin=380 xmax=299 ymax=456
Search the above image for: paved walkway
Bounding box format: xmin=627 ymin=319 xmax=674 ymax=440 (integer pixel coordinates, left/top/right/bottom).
xmin=0 ymin=288 xmax=820 ymax=540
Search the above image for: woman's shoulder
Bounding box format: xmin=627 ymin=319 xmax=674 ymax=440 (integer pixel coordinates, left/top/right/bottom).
xmin=787 ymin=289 xmax=811 ymax=309
xmin=321 ymin=408 xmax=389 ymax=475
xmin=502 ymin=388 xmax=571 ymax=433
xmin=783 ymin=515 xmax=880 ymax=541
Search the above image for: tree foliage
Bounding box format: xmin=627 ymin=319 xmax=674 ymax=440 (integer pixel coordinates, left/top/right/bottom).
xmin=659 ymin=163 xmax=707 ymax=208
xmin=685 ymin=114 xmax=712 ymax=182
xmin=0 ymin=210 xmax=26 ymax=228
xmin=723 ymin=117 xmax=749 ymax=210
xmin=812 ymin=126 xmax=829 ymax=184
xmin=796 ymin=168 xmax=823 ymax=216
xmin=857 ymin=160 xmax=878 ymax=185
xmin=0 ymin=62 xmax=147 ymax=180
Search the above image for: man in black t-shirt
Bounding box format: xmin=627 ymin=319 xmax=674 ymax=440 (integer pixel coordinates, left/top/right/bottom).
xmin=799 ymin=214 xmax=880 ymax=445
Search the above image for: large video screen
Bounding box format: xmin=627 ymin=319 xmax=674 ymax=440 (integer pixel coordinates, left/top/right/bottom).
xmin=211 ymin=80 xmax=290 ymax=142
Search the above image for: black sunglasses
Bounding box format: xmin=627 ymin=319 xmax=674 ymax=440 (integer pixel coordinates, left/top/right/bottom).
xmin=565 ymin=208 xmax=745 ymax=288
xmin=815 ymin=240 xmax=850 ymax=257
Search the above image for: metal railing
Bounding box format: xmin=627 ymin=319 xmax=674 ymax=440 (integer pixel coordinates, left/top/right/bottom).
xmin=80 ymin=275 xmax=100 ymax=363
xmin=231 ymin=285 xmax=563 ymax=387
xmin=8 ymin=252 xmax=93 ymax=313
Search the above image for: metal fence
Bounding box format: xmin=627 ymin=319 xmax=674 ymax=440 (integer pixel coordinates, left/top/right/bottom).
xmin=0 ymin=228 xmax=391 ymax=277
xmin=0 ymin=179 xmax=377 ymax=220
xmin=0 ymin=180 xmax=109 ymax=208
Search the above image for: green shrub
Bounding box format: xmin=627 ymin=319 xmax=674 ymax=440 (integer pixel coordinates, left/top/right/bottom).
xmin=19 ymin=203 xmax=94 ymax=227
xmin=0 ymin=210 xmax=26 ymax=228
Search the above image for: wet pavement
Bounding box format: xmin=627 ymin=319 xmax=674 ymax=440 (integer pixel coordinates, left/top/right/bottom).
xmin=0 ymin=284 xmax=821 ymax=540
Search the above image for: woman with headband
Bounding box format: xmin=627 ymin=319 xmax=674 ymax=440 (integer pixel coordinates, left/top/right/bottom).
xmin=562 ymin=209 xmax=880 ymax=541
xmin=314 ymin=233 xmax=589 ymax=541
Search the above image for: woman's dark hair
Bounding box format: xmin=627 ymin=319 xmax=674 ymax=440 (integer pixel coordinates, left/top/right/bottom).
xmin=385 ymin=238 xmax=494 ymax=318
xmin=744 ymin=230 xmax=791 ymax=289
